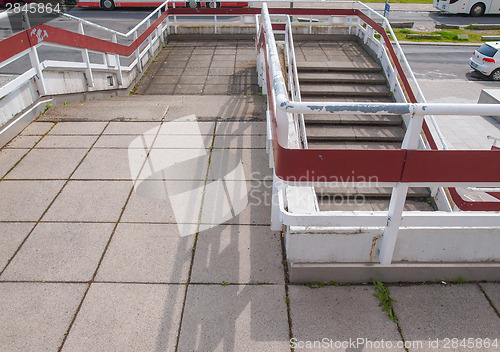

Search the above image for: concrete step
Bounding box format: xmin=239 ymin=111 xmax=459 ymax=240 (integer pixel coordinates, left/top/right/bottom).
xmin=303 ymin=114 xmax=403 ymax=126
xmin=300 ymin=84 xmax=391 ymax=98
xmin=307 ymin=141 xmax=402 ymax=150
xmin=317 ymin=198 xmax=436 ymax=212
xmin=305 ymin=125 xmax=405 ymax=142
xmin=296 ymin=61 xmax=381 ymax=73
xmin=298 ymin=72 xmax=386 ymax=85
xmin=38 ymin=99 xmax=170 ymax=122
xmin=302 ymin=96 xmax=395 ymax=103
xmin=315 ymin=187 xmax=430 ymax=199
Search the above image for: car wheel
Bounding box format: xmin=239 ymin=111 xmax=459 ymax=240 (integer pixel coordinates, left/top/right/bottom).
xmin=470 ymin=3 xmax=486 ymax=16
xmin=101 ymin=0 xmax=115 ymax=10
xmin=187 ymin=1 xmax=199 ymax=8
xmin=490 ymin=68 xmax=500 ymax=81
xmin=206 ymin=1 xmax=220 ymax=8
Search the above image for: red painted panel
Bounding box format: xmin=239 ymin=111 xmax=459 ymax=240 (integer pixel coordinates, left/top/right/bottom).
xmin=0 ymin=31 xmax=31 ymax=63
xmin=402 ymin=150 xmax=500 ymax=183
xmin=76 ymin=1 xmax=100 ymax=7
xmin=27 ymin=24 xmax=129 ymax=55
xmin=272 ymin=24 xmax=286 ymax=31
xmin=273 ymin=140 xmax=406 ymax=183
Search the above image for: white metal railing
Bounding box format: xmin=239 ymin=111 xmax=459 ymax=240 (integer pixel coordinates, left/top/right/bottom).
xmin=256 ymin=3 xmax=500 ymax=265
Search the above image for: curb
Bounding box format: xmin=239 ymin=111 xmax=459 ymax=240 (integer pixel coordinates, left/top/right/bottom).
xmin=396 ymin=41 xmax=480 ymax=47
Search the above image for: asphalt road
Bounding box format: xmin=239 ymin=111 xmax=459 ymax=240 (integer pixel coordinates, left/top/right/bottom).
xmin=401 ymin=43 xmax=485 ymax=81
xmin=0 ymin=4 xmax=496 ymax=83
xmin=388 ymin=10 xmax=500 ymax=30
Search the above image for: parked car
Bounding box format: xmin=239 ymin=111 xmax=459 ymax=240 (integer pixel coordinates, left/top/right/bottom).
xmin=470 ymin=42 xmax=500 ymax=81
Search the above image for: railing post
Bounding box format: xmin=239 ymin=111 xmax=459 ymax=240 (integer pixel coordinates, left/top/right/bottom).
xmin=271 ymin=172 xmax=283 ymax=231
xmin=28 ymin=46 xmax=47 ymax=96
xmin=275 ymin=106 xmax=289 ymax=149
xmin=78 ymin=23 xmax=94 ymax=88
xmin=147 ymin=19 xmax=154 ymax=57
xmin=112 ymin=33 xmax=123 ymax=86
xmin=22 ymin=9 xmax=31 ymax=30
xmin=379 ymin=109 xmax=425 ymax=265
xmin=134 ymin=30 xmax=143 ymax=72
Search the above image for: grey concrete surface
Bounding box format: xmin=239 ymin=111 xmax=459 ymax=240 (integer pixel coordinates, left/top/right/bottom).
xmin=418 ymin=79 xmax=500 ymax=149
xmin=191 ymin=225 xmax=284 ymax=284
xmin=177 ymin=285 xmax=290 ymax=352
xmin=288 ymin=285 xmax=405 ymax=352
xmin=42 ymin=180 xmax=133 ymax=222
xmin=480 ymin=283 xmax=500 ymax=315
xmin=1 ymin=222 xmax=113 ymax=281
xmin=95 ymin=223 xmax=195 ymax=283
xmin=391 ymin=284 xmax=500 ymax=352
xmin=0 ymin=283 xmax=87 ymax=352
xmin=1 ymin=38 xmax=499 ymax=352
xmin=62 ymin=283 xmax=185 ymax=352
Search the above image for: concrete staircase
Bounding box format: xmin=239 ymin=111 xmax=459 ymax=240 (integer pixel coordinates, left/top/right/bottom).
xmin=294 ymin=44 xmax=435 ymax=212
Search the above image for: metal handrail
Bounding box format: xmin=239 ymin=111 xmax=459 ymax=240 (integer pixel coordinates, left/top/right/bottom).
xmin=284 ymin=15 xmax=308 ymax=149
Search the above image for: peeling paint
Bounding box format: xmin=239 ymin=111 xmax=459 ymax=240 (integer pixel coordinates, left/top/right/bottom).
xmin=370 ymin=236 xmax=379 ymax=262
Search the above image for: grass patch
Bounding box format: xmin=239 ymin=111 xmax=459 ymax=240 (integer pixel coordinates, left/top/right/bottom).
xmin=372 ymin=280 xmax=398 ymax=323
xmin=392 ymin=27 xmax=499 ymax=43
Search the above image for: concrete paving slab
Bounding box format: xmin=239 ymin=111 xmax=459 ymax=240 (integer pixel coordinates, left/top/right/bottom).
xmin=200 ymin=181 xmax=272 ymax=226
xmin=138 ymin=148 xmax=209 ymax=180
xmin=72 ymin=148 xmax=145 ymax=180
xmin=93 ymin=134 xmax=155 ymax=149
xmin=121 ymin=180 xmax=204 ymax=226
xmin=0 ymin=180 xmax=64 ymax=221
xmin=174 ymin=84 xmax=204 ymax=95
xmin=0 ymin=222 xmax=35 ymax=272
xmin=102 ymin=121 xmax=161 ymax=135
xmin=391 ymin=284 xmax=500 ymax=351
xmin=157 ymin=120 xmax=216 ymax=135
xmin=0 ymin=148 xmax=29 ymax=178
xmin=208 ymin=148 xmax=271 ymax=181
xmin=151 ymin=134 xmax=214 ymax=149
xmin=140 ymin=84 xmax=176 ymax=95
xmin=216 ymin=121 xmax=267 ymax=135
xmin=1 ymin=222 xmax=113 ymax=281
xmin=288 ymin=285 xmax=405 ymax=352
xmin=177 ymin=285 xmax=290 ymax=352
xmin=418 ymin=79 xmax=500 ymax=149
xmin=42 ymin=181 xmax=132 ymax=222
xmin=178 ymin=75 xmax=207 ymax=85
xmin=96 ymin=223 xmax=194 ymax=283
xmin=205 ymin=75 xmax=233 ymax=85
xmin=159 ymin=95 xmax=265 ymax=120
xmin=5 ymin=148 xmax=87 ymax=180
xmin=62 ymin=283 xmax=185 ymax=352
xmin=209 ymin=67 xmax=235 ymax=75
xmin=35 ymin=135 xmax=98 ymax=149
xmin=48 ymin=122 xmax=108 ymax=135
xmin=232 ymin=84 xmax=260 ymax=95
xmin=480 ymin=283 xmax=500 ymax=314
xmin=19 ymin=122 xmax=54 ymax=136
xmin=203 ymin=84 xmax=232 ymax=95
xmin=39 ymin=100 xmax=169 ymax=122
xmin=213 ymin=134 xmax=266 ymax=148
xmin=0 ymin=282 xmax=86 ymax=352
xmin=4 ymin=135 xmax=42 ymax=149
xmin=191 ymin=225 xmax=284 ymax=284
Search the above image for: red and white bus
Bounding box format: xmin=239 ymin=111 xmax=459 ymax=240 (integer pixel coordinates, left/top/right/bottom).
xmin=77 ymin=0 xmax=248 ymax=10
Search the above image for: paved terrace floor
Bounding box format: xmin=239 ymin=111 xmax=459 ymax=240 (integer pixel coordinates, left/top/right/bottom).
xmin=0 ymin=39 xmax=500 ymax=351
